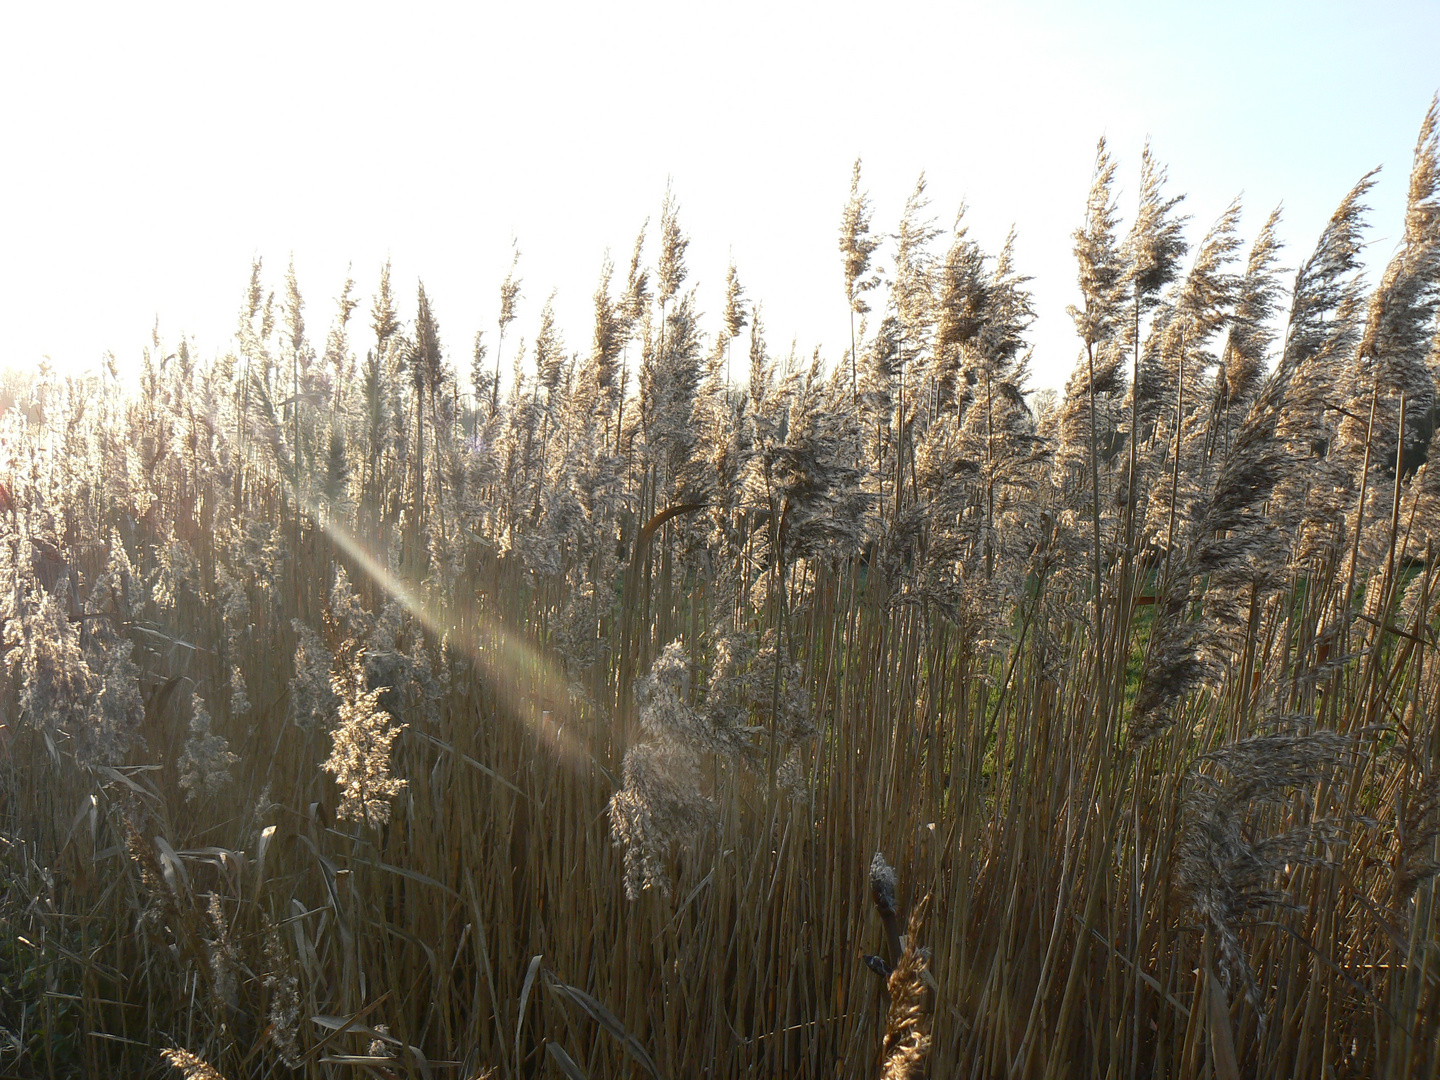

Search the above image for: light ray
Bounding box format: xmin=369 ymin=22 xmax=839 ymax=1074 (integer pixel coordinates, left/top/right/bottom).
xmin=307 ymin=500 xmax=601 ymax=778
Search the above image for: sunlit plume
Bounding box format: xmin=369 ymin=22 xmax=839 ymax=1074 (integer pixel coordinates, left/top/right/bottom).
xmin=303 ymin=495 xmax=593 ymax=772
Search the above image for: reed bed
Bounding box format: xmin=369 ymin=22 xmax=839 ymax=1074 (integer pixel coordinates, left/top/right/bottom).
xmin=1 ymin=101 xmax=1438 ymax=1079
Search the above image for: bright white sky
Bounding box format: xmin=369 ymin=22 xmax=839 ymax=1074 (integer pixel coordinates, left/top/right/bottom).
xmin=1 ymin=1 xmax=1437 ymax=392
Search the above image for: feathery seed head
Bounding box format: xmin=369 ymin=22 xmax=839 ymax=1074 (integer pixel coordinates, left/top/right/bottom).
xmin=499 ymin=243 xmax=522 ymax=330
xmin=1069 ymin=137 xmax=1125 ymax=346
xmin=178 ymin=692 xmax=239 ymax=801
xmin=880 ymin=894 xmax=932 ymax=1080
xmin=870 ymin=851 xmax=898 ymax=917
xmin=288 ymin=620 xmax=338 ymax=731
xmin=1125 ymin=141 xmax=1190 ymax=304
xmin=841 ymin=158 xmax=884 ymax=314
xmin=322 ymin=664 xmax=407 ymax=829
xmin=160 ymin=1049 xmax=228 ymax=1080
xmin=1176 ymin=729 xmax=1351 ymax=1009
xmin=608 ymin=737 xmax=715 ymax=900
xmin=658 ymin=183 xmax=690 ymax=306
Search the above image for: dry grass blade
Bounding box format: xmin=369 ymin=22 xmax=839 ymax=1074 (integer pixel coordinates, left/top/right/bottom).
xmin=153 ymin=834 xmax=192 ymax=896
xmin=545 ymin=1040 xmax=591 ymax=1080
xmin=1204 ymin=963 xmax=1240 ymax=1080
xmin=546 ymin=974 xmax=666 ymax=1080
xmin=252 ymin=823 xmax=276 ymax=901
xmin=516 ymin=953 xmax=543 ymax=1071
xmin=345 ymin=854 xmax=461 ymax=898
xmin=303 ymin=990 xmax=394 ymax=1065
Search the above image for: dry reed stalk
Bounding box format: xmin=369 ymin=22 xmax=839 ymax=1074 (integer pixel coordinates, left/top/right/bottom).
xmin=2 ymin=106 xmax=1440 ymax=1080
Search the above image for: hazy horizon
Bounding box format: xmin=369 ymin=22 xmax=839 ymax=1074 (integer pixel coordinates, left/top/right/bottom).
xmin=3 ymin=0 xmax=1438 ymax=391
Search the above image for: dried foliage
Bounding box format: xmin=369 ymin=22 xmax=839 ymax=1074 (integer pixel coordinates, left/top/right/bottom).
xmin=1 ymin=99 xmax=1439 ymax=1080
xmin=880 ymin=896 xmax=933 ymax=1080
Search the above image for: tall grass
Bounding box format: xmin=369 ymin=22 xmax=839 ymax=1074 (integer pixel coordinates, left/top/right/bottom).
xmin=1 ymin=100 xmax=1438 ymax=1079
